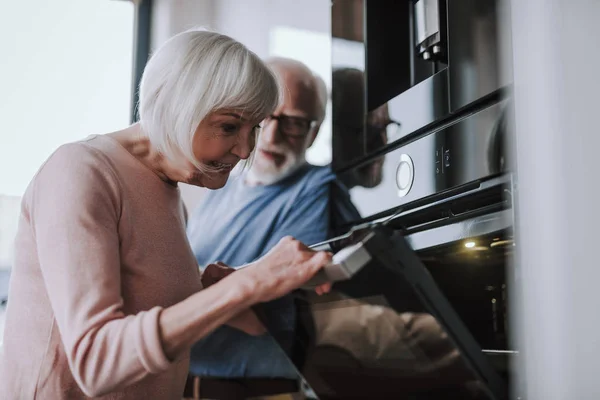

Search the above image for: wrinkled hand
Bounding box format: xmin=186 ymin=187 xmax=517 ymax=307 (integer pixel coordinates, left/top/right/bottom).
xmin=234 ymin=236 xmax=333 ymax=304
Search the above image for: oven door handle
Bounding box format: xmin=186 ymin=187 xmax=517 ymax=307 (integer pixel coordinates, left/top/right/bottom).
xmin=406 ymin=209 xmax=512 ymax=251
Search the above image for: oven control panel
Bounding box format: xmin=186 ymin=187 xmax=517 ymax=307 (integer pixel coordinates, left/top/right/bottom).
xmin=435 ymin=147 xmax=451 ymax=175
xmin=396 ymin=154 xmax=415 ymax=197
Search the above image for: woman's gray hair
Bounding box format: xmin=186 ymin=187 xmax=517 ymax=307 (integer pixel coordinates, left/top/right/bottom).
xmin=138 ymin=28 xmax=281 ymax=171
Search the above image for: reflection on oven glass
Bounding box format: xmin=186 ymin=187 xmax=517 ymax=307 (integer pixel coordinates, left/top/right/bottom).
xmin=332 ymin=68 xmax=398 ymax=190
xmin=285 ymin=229 xmax=513 ymax=399
xmin=299 ymin=293 xmax=489 ymax=400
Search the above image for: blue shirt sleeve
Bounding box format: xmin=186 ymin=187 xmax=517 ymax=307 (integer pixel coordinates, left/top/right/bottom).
xmin=262 ymin=181 xmax=331 ymax=252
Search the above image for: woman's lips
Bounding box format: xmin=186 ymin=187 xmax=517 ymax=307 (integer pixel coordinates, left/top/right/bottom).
xmin=209 ymin=161 xmax=234 ymax=174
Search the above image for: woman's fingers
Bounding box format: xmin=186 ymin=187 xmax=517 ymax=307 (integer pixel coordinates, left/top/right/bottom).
xmin=244 ymin=239 xmax=336 ymax=303
xmin=311 ymin=251 xmax=332 ymax=269
xmin=307 ymin=252 xmax=333 ymax=295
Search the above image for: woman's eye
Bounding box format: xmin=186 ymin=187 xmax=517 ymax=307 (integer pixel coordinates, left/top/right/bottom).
xmin=221 ymin=123 xmax=239 ymax=134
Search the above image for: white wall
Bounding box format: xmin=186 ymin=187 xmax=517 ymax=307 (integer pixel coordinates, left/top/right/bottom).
xmin=151 ymin=0 xmax=330 ymax=56
xmin=150 ymin=0 xmax=216 ymax=51
xmin=149 ymin=0 xmax=331 ymax=212
xmin=212 ymin=0 xmax=330 ymax=58
xmin=511 ymin=1 xmax=600 ymax=398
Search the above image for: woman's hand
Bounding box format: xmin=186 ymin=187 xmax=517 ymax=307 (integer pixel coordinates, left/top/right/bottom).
xmin=233 ymin=236 xmax=333 ymax=304
xmin=158 ymin=239 xmax=331 ymax=361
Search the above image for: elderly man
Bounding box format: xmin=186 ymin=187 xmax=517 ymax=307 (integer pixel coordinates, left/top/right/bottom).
xmin=185 ymin=57 xmax=334 ymax=399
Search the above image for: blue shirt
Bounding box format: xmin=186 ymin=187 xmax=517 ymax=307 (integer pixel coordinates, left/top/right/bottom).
xmin=186 ymin=164 xmax=336 ymax=378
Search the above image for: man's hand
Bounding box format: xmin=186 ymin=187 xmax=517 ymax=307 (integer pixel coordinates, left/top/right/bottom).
xmin=201 ymin=262 xmax=236 ymax=288
xmin=201 ymin=262 xmax=266 ymax=336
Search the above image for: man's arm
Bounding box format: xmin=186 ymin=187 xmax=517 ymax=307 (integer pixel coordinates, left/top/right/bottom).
xmin=226 ymin=309 xmax=267 ymax=335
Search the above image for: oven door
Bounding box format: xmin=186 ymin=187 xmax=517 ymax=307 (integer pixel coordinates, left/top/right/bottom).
xmin=261 ymin=203 xmax=515 ymax=400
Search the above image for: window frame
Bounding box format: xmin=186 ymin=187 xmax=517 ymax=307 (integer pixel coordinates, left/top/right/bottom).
xmin=130 ymin=0 xmax=153 ymax=123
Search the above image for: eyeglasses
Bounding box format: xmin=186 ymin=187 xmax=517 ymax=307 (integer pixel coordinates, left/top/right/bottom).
xmin=364 ymin=120 xmax=402 ymax=152
xmin=264 ymin=114 xmax=318 ymax=139
xmin=367 ymin=120 xmax=402 ymax=141
xmin=335 ymin=120 xmax=402 ymax=155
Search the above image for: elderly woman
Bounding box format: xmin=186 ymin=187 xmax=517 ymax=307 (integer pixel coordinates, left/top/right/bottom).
xmin=0 ymin=29 xmax=331 ymax=399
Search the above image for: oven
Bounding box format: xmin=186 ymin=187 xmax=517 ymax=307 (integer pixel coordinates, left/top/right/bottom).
xmin=265 ymin=181 xmax=517 ymax=400
xmin=257 ymin=1 xmax=519 ymax=398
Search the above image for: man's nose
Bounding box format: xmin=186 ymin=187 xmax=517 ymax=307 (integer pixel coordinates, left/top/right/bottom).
xmin=260 ymin=120 xmax=282 ymax=145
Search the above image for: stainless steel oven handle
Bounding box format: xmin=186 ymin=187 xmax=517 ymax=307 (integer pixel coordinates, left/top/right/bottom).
xmin=405 ymin=209 xmax=512 ymax=251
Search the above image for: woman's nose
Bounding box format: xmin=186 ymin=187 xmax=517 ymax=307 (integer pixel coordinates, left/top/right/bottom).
xmin=232 ymin=129 xmax=256 ymax=160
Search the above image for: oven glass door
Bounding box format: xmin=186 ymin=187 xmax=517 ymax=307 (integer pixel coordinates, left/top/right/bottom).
xmin=261 ymin=223 xmax=514 ymax=400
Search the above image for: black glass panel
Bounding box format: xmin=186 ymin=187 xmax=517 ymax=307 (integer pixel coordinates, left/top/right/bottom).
xmin=332 ymin=0 xmax=507 ymax=175
xmin=261 ymin=227 xmax=513 ymax=400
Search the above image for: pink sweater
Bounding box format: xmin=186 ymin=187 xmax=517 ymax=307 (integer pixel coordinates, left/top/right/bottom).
xmin=0 ymin=135 xmax=202 ymax=399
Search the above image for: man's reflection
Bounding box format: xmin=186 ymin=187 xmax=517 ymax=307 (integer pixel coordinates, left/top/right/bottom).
xmin=332 ymin=68 xmax=400 ymax=189
xmin=299 ymin=293 xmax=489 ymax=399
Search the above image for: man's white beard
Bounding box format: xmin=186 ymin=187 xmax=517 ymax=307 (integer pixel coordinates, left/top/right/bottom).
xmin=247 ymin=150 xmax=305 ymax=186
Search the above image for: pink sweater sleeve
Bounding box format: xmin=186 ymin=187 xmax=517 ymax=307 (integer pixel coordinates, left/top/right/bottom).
xmin=28 ymin=144 xmax=172 ymax=397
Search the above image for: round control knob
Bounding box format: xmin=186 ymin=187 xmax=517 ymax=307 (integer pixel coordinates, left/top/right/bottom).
xmin=396 ymin=154 xmax=414 ymax=197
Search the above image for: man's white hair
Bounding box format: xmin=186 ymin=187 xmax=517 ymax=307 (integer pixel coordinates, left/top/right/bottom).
xmin=313 ymin=74 xmax=328 ymax=125
xmin=264 ymin=57 xmax=327 ymax=124
xmin=138 ymin=28 xmax=281 ymax=172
